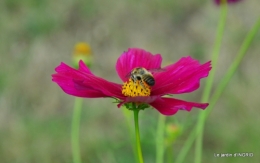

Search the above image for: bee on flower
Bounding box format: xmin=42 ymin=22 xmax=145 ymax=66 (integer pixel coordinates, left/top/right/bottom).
xmin=52 ymin=48 xmax=211 ymax=115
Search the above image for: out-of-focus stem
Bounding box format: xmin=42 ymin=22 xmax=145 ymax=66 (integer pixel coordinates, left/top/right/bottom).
xmin=178 ymin=15 xmax=260 ymax=163
xmin=72 ymin=98 xmax=83 ymax=163
xmin=156 ymin=114 xmax=166 ymax=163
xmin=194 ymin=1 xmax=228 ymax=163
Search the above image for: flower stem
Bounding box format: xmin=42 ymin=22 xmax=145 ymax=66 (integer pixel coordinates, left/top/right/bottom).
xmin=156 ymin=114 xmax=166 ymax=163
xmin=177 ymin=16 xmax=260 ymax=163
xmin=122 ymin=107 xmax=139 ymax=163
xmin=133 ymin=108 xmax=144 ymax=163
xmin=72 ymin=98 xmax=83 ymax=163
xmin=194 ymin=2 xmax=228 ymax=163
xmin=166 ymin=145 xmax=173 ymax=163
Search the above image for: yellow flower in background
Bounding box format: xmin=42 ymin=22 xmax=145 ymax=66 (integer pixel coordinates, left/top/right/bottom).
xmin=74 ymin=42 xmax=91 ymax=55
xmin=72 ymin=42 xmax=92 ymax=68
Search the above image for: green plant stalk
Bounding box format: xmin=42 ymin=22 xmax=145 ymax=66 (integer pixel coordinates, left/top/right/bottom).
xmin=200 ymin=2 xmax=228 ymax=103
xmin=72 ymin=98 xmax=83 ymax=163
xmin=156 ymin=114 xmax=166 ymax=163
xmin=176 ymin=16 xmax=260 ymax=163
xmin=166 ymin=145 xmax=174 ymax=163
xmin=122 ymin=107 xmax=139 ymax=163
xmin=134 ymin=108 xmax=144 ymax=163
xmin=205 ymin=16 xmax=260 ymax=118
xmin=194 ymin=2 xmax=228 ymax=163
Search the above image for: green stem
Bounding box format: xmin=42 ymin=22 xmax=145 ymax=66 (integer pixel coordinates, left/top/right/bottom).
xmin=122 ymin=107 xmax=139 ymax=163
xmin=177 ymin=16 xmax=260 ymax=163
xmin=156 ymin=114 xmax=166 ymax=163
xmin=72 ymin=98 xmax=83 ymax=163
xmin=134 ymin=108 xmax=144 ymax=163
xmin=166 ymin=145 xmax=173 ymax=163
xmin=194 ymin=2 xmax=228 ymax=163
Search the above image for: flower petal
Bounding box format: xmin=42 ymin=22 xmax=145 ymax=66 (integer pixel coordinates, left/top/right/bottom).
xmin=78 ymin=60 xmax=93 ymax=75
xmin=52 ymin=61 xmax=124 ymax=99
xmin=52 ymin=73 xmax=105 ymax=98
xmin=116 ymin=48 xmax=162 ymax=82
xmin=152 ymin=56 xmax=211 ymax=95
xmin=150 ymin=97 xmax=209 ymax=116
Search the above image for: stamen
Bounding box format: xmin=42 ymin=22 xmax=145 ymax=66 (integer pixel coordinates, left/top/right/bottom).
xmin=122 ymin=79 xmax=151 ymax=97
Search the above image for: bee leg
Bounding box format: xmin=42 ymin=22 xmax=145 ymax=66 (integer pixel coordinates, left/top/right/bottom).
xmin=133 ymin=79 xmax=138 ymax=86
xmin=131 ymin=76 xmax=135 ymax=82
xmin=131 ymin=76 xmax=136 ymax=84
xmin=139 ymin=81 xmax=146 ymax=90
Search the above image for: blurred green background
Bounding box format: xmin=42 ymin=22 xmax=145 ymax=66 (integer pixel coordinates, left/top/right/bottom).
xmin=0 ymin=0 xmax=259 ymax=162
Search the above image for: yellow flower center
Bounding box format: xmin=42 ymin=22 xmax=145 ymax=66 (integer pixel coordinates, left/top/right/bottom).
xmin=122 ymin=79 xmax=151 ymax=97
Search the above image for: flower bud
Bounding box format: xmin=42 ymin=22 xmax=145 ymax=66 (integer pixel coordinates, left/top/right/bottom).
xmin=165 ymin=124 xmax=182 ymax=146
xmin=72 ymin=42 xmax=92 ymax=68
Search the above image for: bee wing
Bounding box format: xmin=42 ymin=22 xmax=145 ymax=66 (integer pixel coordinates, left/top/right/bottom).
xmin=148 ymin=68 xmax=166 ymax=74
xmin=124 ymin=67 xmax=165 ymax=78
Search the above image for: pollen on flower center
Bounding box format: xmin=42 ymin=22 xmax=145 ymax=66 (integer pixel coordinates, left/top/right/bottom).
xmin=122 ymin=79 xmax=151 ymax=97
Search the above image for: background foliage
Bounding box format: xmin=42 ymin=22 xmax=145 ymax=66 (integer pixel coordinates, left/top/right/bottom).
xmin=0 ymin=0 xmax=259 ymax=162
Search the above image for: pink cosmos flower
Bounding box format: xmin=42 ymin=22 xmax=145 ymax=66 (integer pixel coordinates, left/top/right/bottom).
xmin=52 ymin=48 xmax=211 ymax=116
xmin=214 ymin=0 xmax=242 ymax=5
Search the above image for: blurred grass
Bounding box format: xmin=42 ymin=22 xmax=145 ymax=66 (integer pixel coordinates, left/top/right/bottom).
xmin=0 ymin=0 xmax=260 ymax=162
